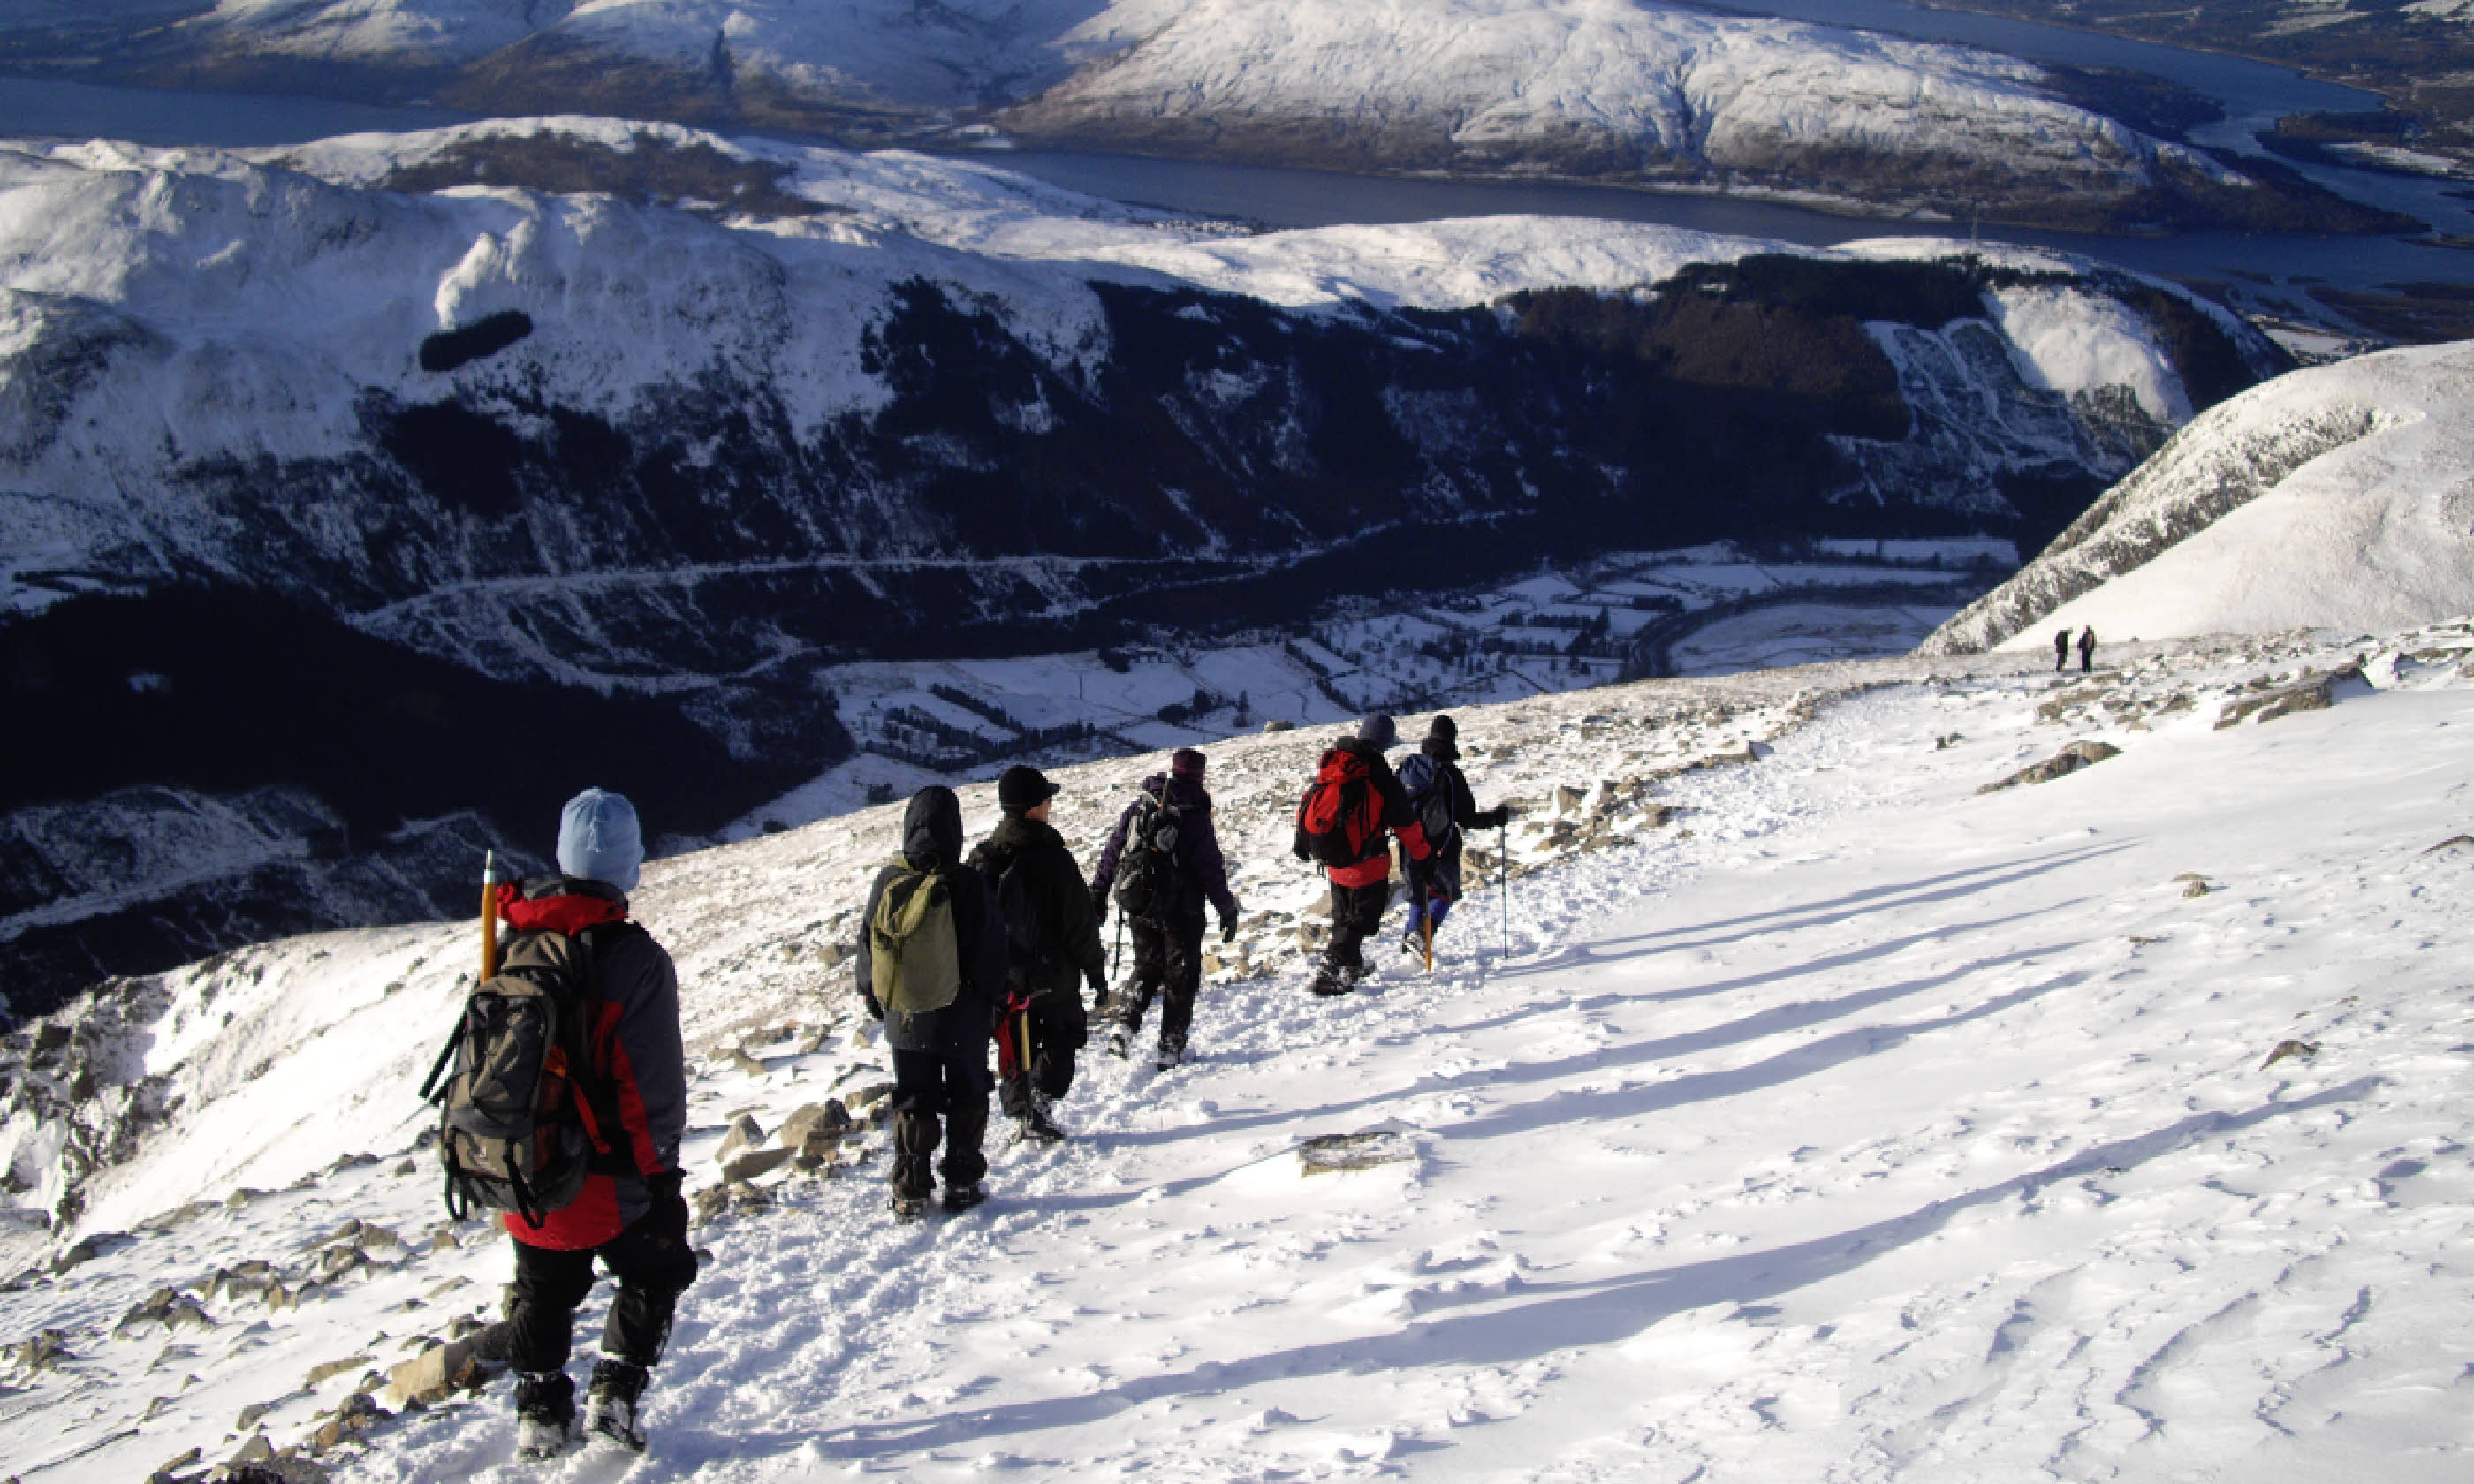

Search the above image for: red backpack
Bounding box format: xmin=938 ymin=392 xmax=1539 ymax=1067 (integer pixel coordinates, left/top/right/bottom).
xmin=1296 ymin=748 xmax=1382 ymax=867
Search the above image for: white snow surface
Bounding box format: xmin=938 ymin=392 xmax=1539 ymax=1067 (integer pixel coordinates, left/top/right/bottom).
xmin=7 ymin=617 xmax=2473 ymax=1480
xmin=1987 ymin=284 xmax=2192 ymax=423
xmin=1933 ymin=339 xmax=2474 ymax=654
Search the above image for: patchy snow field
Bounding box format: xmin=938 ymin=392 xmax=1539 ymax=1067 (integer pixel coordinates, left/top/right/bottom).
xmin=5 ymin=617 xmax=2472 ymax=1482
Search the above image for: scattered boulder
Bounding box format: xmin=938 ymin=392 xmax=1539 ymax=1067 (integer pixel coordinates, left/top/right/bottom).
xmin=778 ymin=1102 xmax=851 ymax=1168
xmin=719 ymin=1147 xmax=794 ymax=1183
xmin=1261 ymin=718 xmax=1294 ymax=733
xmin=1977 ymin=740 xmax=2121 ymax=793
xmin=2260 ymin=1039 xmax=2320 ymax=1071
xmin=728 ymin=1049 xmax=770 ymax=1079
xmin=1298 ymin=1129 xmax=1418 ymax=1176
xmin=2214 ymin=661 xmax=2368 ymax=730
xmin=116 ymin=1286 xmax=216 ymax=1337
xmin=715 ymin=1115 xmax=766 ymax=1163
xmin=2174 ymin=872 xmax=2214 ymax=897
xmin=6 ymin=1328 xmax=72 ymax=1370
xmin=843 ymin=1082 xmax=896 ymax=1119
xmin=304 ymin=1354 xmax=373 ymax=1389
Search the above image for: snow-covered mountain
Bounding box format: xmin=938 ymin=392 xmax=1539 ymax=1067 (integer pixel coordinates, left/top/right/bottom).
xmin=1921 ymin=338 xmax=2474 ymax=656
xmin=4 ymin=610 xmax=2469 ymax=1481
xmin=0 ymin=117 xmax=2288 ymax=1013
xmin=0 ymin=0 xmax=2408 ymax=231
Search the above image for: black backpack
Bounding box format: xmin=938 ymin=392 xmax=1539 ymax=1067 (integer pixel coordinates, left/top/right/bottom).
xmin=1395 ymin=753 xmax=1457 ymax=854
xmin=1112 ymin=794 xmax=1187 ymax=921
xmin=419 ymin=921 xmax=641 ymax=1228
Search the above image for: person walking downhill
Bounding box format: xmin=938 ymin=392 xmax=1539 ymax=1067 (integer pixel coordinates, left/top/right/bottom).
xmin=1294 ymin=714 xmax=1432 ymax=997
xmin=499 ymin=789 xmax=697 ymax=1459
xmin=1089 ymin=747 xmax=1241 ymax=1070
xmin=1396 ymin=715 xmax=1514 ymax=958
xmin=857 ymin=786 xmax=1009 ymax=1219
xmin=2053 ymin=628 xmax=2072 ymax=673
xmin=2076 ymin=626 xmax=2098 ymax=673
xmin=968 ymin=766 xmax=1106 ymax=1143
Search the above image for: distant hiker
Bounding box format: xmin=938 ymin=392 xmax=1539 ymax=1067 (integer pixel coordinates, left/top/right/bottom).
xmin=858 ymin=786 xmax=1009 ymax=1219
xmin=1396 ymin=715 xmax=1513 ymax=957
xmin=2077 ymin=626 xmax=2098 ymax=673
xmin=484 ymin=789 xmax=694 ymax=1459
xmin=1089 ymin=747 xmax=1241 ymax=1069
xmin=2053 ymin=629 xmax=2071 ymax=673
xmin=1294 ymin=713 xmax=1433 ymax=996
xmin=967 ymin=766 xmax=1106 ymax=1143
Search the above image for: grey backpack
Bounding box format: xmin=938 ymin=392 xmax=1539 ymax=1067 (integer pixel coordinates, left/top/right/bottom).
xmin=420 ymin=923 xmax=639 ymax=1228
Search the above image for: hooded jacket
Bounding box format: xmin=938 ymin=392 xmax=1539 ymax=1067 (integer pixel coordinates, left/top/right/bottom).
xmin=499 ymin=875 xmax=684 ymax=1253
xmin=1294 ymin=736 xmax=1431 ymax=890
xmin=854 ymin=787 xmax=1009 ymax=1054
xmin=1090 ymin=772 xmax=1240 ymax=921
xmin=967 ymin=813 xmax=1106 ymax=997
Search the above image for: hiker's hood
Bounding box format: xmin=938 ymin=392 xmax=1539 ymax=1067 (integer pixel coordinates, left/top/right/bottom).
xmin=1142 ymin=772 xmax=1211 ymax=811
xmin=901 ymin=786 xmax=965 ymax=868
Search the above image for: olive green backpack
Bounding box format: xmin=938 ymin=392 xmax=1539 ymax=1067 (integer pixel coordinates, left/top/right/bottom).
xmin=869 ymin=863 xmax=962 ymax=1014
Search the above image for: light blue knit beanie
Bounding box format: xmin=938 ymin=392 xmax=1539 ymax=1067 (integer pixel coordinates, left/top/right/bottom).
xmin=558 ymin=787 xmax=643 ymax=892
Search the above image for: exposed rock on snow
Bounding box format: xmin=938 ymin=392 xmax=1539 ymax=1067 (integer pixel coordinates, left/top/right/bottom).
xmin=1924 ymin=339 xmax=2474 ymax=655
xmin=1975 ymin=736 xmax=2120 ymax=792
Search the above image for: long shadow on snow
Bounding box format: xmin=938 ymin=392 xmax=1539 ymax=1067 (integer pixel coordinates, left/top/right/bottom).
xmin=1499 ymin=842 xmax=2132 ymax=988
xmin=1095 ymin=903 xmax=2083 ymax=1160
xmin=786 ymin=1079 xmax=2376 ymax=1462
xmin=1056 ymin=955 xmax=2091 ymax=1215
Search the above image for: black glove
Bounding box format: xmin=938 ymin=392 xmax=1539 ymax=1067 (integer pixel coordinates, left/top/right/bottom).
xmin=1292 ymin=840 xmax=1312 ymax=863
xmin=1218 ymin=912 xmax=1238 ymax=943
xmin=862 ymin=993 xmax=884 ymax=1022
xmin=1087 ymin=966 xmax=1107 ymax=997
xmin=1090 ymin=889 xmax=1108 ymax=927
xmin=642 ymin=1170 xmax=689 ymax=1246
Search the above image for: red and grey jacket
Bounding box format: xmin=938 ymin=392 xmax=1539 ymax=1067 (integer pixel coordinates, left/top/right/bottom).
xmin=1296 ymin=738 xmax=1432 ymax=890
xmin=497 ymin=876 xmax=686 ymax=1252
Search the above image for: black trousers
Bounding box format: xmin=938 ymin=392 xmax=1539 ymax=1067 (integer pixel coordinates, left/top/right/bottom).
xmin=506 ymin=1215 xmax=699 ymax=1375
xmin=891 ymin=1046 xmax=991 ymax=1198
xmin=1117 ymin=907 xmax=1206 ymax=1046
xmin=1324 ymin=881 xmax=1393 ymax=974
xmin=999 ymin=985 xmax=1089 ymax=1117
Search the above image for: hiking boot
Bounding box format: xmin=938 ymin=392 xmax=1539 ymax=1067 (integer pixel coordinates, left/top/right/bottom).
xmin=1014 ymin=1105 xmax=1068 ymax=1145
xmin=889 ymin=1192 xmax=928 ymax=1223
xmin=513 ymin=1370 xmax=575 ymax=1459
xmin=585 ymin=1359 xmax=649 ymax=1452
xmin=1309 ymin=962 xmax=1356 ymax=997
xmin=1155 ymin=1034 xmax=1186 ymax=1071
xmin=1106 ymin=1025 xmax=1132 ymax=1060
xmin=941 ymin=1182 xmax=987 ymax=1214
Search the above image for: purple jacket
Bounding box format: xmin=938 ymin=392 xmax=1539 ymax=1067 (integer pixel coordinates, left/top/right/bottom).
xmin=1090 ymin=773 xmax=1238 ymax=920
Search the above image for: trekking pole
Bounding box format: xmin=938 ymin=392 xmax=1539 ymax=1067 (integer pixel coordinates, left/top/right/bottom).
xmin=1422 ymin=916 xmax=1434 ymax=974
xmin=1498 ymin=822 xmax=1510 ymax=960
xmin=1112 ymin=911 xmax=1125 ymax=982
xmin=478 ymin=849 xmax=498 ymax=982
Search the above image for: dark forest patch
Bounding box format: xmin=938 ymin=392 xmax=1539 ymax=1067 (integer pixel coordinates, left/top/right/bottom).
xmin=0 ymin=586 xmax=815 ymax=841
xmin=373 ymin=130 xmax=834 ymax=220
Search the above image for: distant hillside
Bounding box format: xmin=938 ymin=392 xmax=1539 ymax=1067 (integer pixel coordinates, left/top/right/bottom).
xmin=0 ymin=0 xmax=2414 ymax=232
xmin=1920 ymin=340 xmax=2474 ymax=655
xmin=0 ymin=120 xmax=2290 ymax=1011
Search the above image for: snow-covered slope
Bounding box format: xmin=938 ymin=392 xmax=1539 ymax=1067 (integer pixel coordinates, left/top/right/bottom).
xmin=0 ymin=116 xmax=2287 ymax=1011
xmin=1922 ymin=339 xmax=2474 ymax=655
xmin=0 ymin=0 xmax=2399 ymax=231
xmin=5 ymin=616 xmax=2470 ymax=1480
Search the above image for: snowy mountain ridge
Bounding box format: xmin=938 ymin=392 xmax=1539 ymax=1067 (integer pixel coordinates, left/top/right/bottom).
xmin=1923 ymin=338 xmax=2474 ymax=655
xmin=0 ymin=0 xmax=2407 ymax=231
xmin=4 ymin=612 xmax=2470 ymax=1480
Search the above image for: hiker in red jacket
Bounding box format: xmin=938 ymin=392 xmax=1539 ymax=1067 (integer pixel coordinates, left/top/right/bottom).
xmin=501 ymin=788 xmax=694 ymax=1458
xmin=1293 ymin=714 xmax=1432 ymax=997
